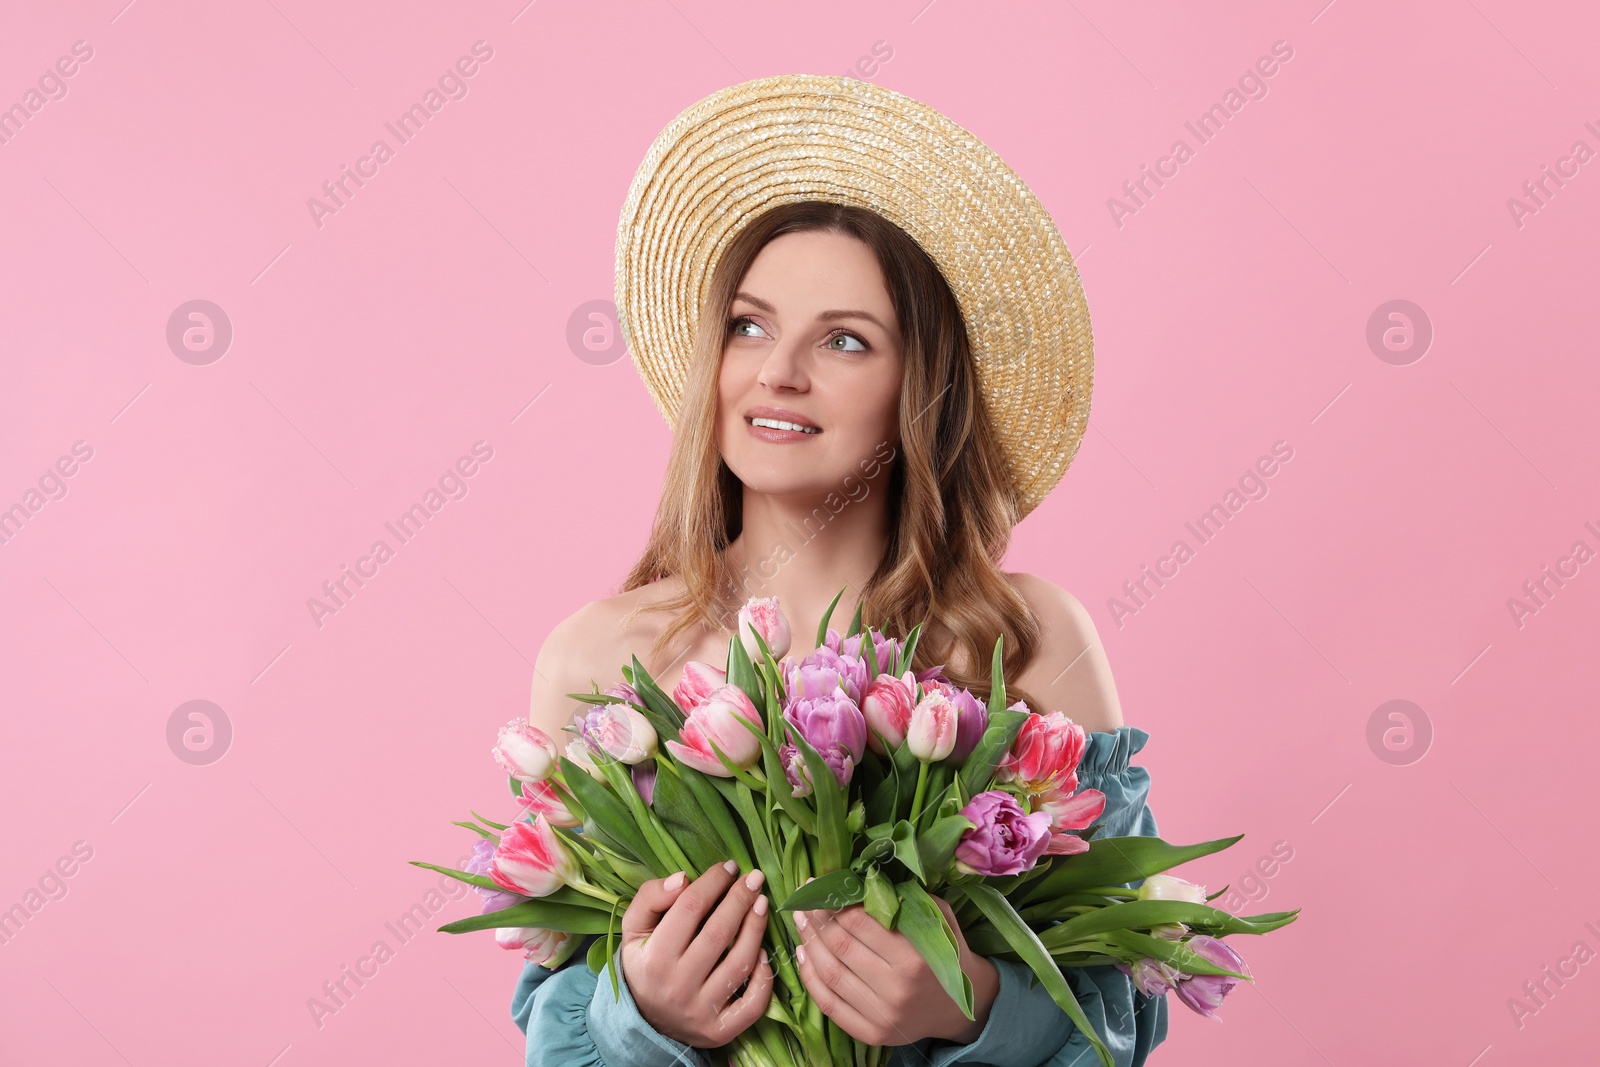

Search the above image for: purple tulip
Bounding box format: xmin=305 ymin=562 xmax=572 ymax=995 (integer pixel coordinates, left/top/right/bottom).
xmin=631 ymin=760 xmax=657 ymax=806
xmin=466 ymin=837 xmax=529 ymax=912
xmin=926 ymin=681 xmax=989 ymax=766
xmin=1172 ymin=936 xmax=1253 ymax=1019
xmin=1116 ymin=957 xmax=1184 ymax=998
xmin=792 ymin=642 xmax=868 ymax=704
xmin=779 ymin=692 xmax=867 ymax=796
xmin=953 ymin=790 xmax=1053 ymax=876
xmin=1115 ymin=936 xmax=1253 ymax=1020
xmin=824 ymin=627 xmax=903 ymax=678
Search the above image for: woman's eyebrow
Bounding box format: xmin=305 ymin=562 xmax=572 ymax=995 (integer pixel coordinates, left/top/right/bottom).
xmin=733 ymin=290 xmax=892 ymax=333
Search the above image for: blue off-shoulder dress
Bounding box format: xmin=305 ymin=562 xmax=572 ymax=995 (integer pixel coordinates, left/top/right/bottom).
xmin=511 ymin=725 xmax=1170 ymax=1067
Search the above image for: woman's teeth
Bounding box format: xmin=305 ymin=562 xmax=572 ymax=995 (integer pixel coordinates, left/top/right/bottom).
xmin=750 ymin=417 xmax=820 ymax=434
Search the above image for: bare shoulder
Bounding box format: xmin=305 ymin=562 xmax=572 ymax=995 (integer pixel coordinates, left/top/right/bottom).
xmin=1003 ymin=571 xmax=1125 ymax=734
xmin=527 ymin=580 xmax=679 ymax=740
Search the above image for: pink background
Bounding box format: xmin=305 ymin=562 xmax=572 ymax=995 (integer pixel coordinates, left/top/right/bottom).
xmin=4 ymin=1 xmax=1597 ymax=1063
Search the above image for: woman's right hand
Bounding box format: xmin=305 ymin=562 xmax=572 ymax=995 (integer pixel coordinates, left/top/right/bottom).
xmin=619 ymin=860 xmax=775 ymax=1048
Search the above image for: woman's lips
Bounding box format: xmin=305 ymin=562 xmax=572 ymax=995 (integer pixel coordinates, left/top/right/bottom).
xmin=745 ymin=416 xmax=822 ymax=443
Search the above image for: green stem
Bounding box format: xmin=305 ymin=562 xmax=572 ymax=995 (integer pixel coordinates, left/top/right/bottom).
xmin=908 ymin=759 xmax=930 ymax=825
xmin=564 ymin=876 xmax=620 ymax=907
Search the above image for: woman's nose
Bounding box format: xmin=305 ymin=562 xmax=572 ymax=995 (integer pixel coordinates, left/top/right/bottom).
xmin=757 ymin=340 xmax=810 ymax=392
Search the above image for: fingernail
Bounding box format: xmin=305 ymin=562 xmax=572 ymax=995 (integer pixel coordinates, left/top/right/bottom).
xmin=665 ymin=871 xmax=686 ymax=891
xmin=796 ymin=945 xmax=807 ymax=964
xmin=794 ymin=911 xmax=808 ymax=931
xmin=723 ymin=859 xmax=739 ymax=875
xmin=753 ymin=895 xmax=769 ymax=916
xmin=803 ymin=876 xmax=815 ymax=886
xmin=745 ymin=868 xmax=765 ymax=891
xmin=760 ymin=947 xmax=769 ymax=965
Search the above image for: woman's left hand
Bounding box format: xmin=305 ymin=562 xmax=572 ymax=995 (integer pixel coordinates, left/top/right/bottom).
xmin=790 ymin=894 xmax=1000 ymax=1046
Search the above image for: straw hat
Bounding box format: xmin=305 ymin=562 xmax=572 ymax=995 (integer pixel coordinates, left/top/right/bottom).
xmin=614 ymin=73 xmax=1092 ymax=521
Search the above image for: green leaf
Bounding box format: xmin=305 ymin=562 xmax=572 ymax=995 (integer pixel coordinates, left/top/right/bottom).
xmin=776 ymin=868 xmax=863 ymax=912
xmin=953 ymin=882 xmax=1113 ymax=1067
xmin=437 ymin=898 xmax=617 ymax=935
xmin=409 ymin=860 xmax=498 ymax=890
xmin=471 ymin=809 xmax=510 ymax=832
xmin=889 ymin=819 xmax=926 ymax=883
xmin=1038 ymin=899 xmax=1300 ymax=950
xmin=586 ymin=930 xmax=610 ymax=974
xmin=987 ymin=634 xmax=1006 ymax=713
xmin=1018 ymin=834 xmax=1246 ymax=904
xmin=956 ymin=708 xmax=1029 ymax=803
xmin=897 ymin=621 xmax=924 ymax=677
xmin=845 ymin=597 xmax=865 ymax=638
xmin=625 ymin=656 xmax=687 ymax=738
xmin=452 ymin=820 xmax=496 ymax=840
xmin=558 ymin=757 xmax=665 ymax=876
xmin=862 ymin=627 xmax=880 ymax=682
xmin=508 ymin=774 xmax=524 ymax=799
xmin=846 ymin=799 xmax=866 ymax=834
xmin=781 ymin=718 xmax=849 ymax=872
xmin=862 ymin=865 xmax=900 ymax=929
xmin=673 ymin=761 xmax=757 ymax=870
xmin=650 ymin=757 xmax=727 ymax=873
xmin=853 ymin=835 xmax=895 ymax=870
xmin=895 ymin=880 xmax=972 ymax=1020
xmin=724 ymin=633 xmax=764 ymax=709
xmin=915 ymin=813 xmax=975 ymax=880
xmin=1095 ymin=928 xmax=1255 ymax=979
xmin=816 ymin=586 xmax=848 ymax=648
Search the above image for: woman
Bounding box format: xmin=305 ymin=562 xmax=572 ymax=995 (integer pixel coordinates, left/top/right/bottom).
xmin=510 ymin=76 xmax=1169 ymax=1066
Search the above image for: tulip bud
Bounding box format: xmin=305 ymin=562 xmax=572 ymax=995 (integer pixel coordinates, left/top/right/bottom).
xmin=673 ymin=661 xmax=726 ymax=714
xmin=496 ymin=926 xmax=583 ymax=967
xmin=664 ymin=684 xmax=764 ymax=776
xmin=581 ymin=702 xmax=658 ymax=764
xmin=493 ymin=719 xmax=558 ymax=782
xmin=1138 ymin=874 xmax=1209 ymax=904
xmin=564 ymin=737 xmax=607 ymax=782
xmin=516 ymin=778 xmax=582 ymax=828
xmin=489 ymin=815 xmax=580 ymax=898
xmin=907 ymin=689 xmax=959 ymax=761
xmin=861 ymin=671 xmax=916 ymax=755
xmin=738 ymin=596 xmax=792 ymax=662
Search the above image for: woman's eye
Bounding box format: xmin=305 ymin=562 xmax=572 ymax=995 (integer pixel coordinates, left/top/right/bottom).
xmin=729 ymin=316 xmax=768 ymax=339
xmin=828 ymin=332 xmax=868 ymax=353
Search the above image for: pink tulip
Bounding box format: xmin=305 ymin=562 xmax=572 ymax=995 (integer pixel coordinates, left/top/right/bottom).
xmin=494 ymin=719 xmax=559 ymax=783
xmin=516 ymin=777 xmax=582 ymax=828
xmin=489 ymin=815 xmax=580 ymax=898
xmin=665 ymin=684 xmax=764 ymax=776
xmin=861 ymin=671 xmax=917 ymax=755
xmin=996 ymin=711 xmax=1089 ymax=795
xmin=495 ymin=925 xmax=583 ymax=967
xmin=673 ymin=661 xmax=726 ymax=715
xmin=738 ymin=596 xmax=792 ymax=662
xmin=906 ymin=689 xmax=960 ymax=761
xmin=1033 ymin=783 xmax=1105 ymax=856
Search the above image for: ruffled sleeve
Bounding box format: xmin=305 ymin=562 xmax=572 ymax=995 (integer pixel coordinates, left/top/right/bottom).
xmin=510 ymin=933 xmax=712 ymax=1067
xmin=889 ymin=725 xmax=1170 ymax=1067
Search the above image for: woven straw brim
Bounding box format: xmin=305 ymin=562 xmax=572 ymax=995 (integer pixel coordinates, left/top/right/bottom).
xmin=614 ymin=73 xmax=1092 ymax=521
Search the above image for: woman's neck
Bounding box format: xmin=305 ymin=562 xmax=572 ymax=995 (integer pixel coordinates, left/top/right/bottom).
xmin=723 ymin=482 xmax=893 ymax=646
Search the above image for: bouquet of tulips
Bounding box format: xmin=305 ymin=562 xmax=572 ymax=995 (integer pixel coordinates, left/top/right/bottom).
xmin=414 ymin=591 xmax=1298 ymax=1067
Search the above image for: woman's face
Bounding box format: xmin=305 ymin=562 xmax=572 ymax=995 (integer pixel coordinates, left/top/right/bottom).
xmin=716 ymin=230 xmax=904 ymax=501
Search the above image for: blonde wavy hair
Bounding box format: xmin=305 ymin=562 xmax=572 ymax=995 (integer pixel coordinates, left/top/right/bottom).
xmin=620 ymin=200 xmax=1044 ymax=711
